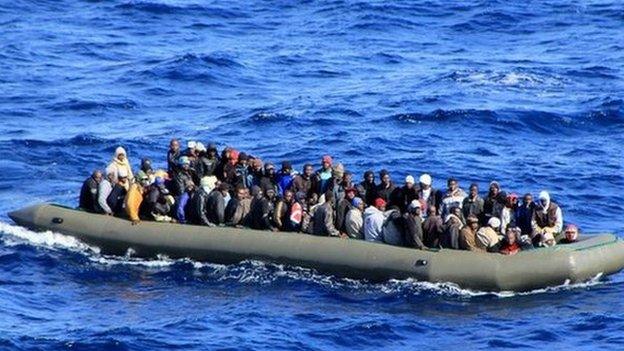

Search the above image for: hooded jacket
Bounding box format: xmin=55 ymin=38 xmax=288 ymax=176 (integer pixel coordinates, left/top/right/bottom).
xmin=532 ymin=193 xmax=563 ymax=233
xmin=188 ymin=187 xmax=213 ymax=226
xmin=312 ymin=202 xmax=340 ymax=236
xmin=422 ymin=214 xmax=443 ymax=247
xmin=249 ymin=196 xmax=275 ymax=230
xmin=383 ymin=209 xmax=404 ymax=246
xmin=403 ymin=213 xmax=425 ymax=249
xmin=106 ymin=147 xmax=134 ymax=184
xmin=345 ymin=207 xmax=364 ymax=239
xmin=79 ymin=175 xmax=99 ymax=212
xmin=462 ymin=195 xmax=484 ymax=221
xmin=459 ymin=225 xmax=483 ymax=252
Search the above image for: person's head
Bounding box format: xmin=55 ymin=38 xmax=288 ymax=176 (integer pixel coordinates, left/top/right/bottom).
xmin=523 ymin=193 xmax=533 ymax=206
xmin=352 ymin=197 xmax=364 ymax=211
xmin=265 ymin=188 xmax=276 ymax=200
xmin=324 ymin=190 xmax=335 ymax=205
xmin=427 ymin=205 xmax=437 ymax=217
xmin=364 ymin=170 xmax=375 ymax=184
xmin=141 ymin=158 xmax=153 ymax=173
xmin=179 ymin=156 xmax=191 ymax=171
xmin=187 ymin=141 xmax=197 ymax=154
xmin=207 ymin=143 xmax=218 ymax=157
xmin=283 ymin=190 xmax=294 ymax=203
xmin=564 ymin=224 xmax=580 ymax=242
xmin=195 ymin=142 xmax=206 ymax=156
xmin=235 ymin=186 xmax=247 ymax=200
xmin=303 ymin=163 xmax=313 ymax=177
xmin=295 ymin=191 xmax=307 ymax=204
xmin=154 ymin=176 xmax=165 ymax=188
xmin=322 ymin=155 xmax=332 ymax=170
xmin=405 ymin=175 xmax=415 ymax=189
xmin=419 ymin=173 xmax=432 ymax=190
xmin=467 ymin=215 xmax=479 ymax=230
xmin=506 ymin=193 xmax=519 ymax=207
xmin=332 ymin=163 xmax=345 ymax=180
xmin=281 ymin=161 xmax=292 ymax=173
xmin=218 ymin=182 xmax=230 ymax=196
xmin=539 ymin=191 xmax=550 ymax=208
xmin=447 ymin=177 xmax=458 ymax=192
xmin=252 ymin=158 xmax=263 ymax=172
xmin=451 ymin=206 xmax=462 ymax=218
xmin=265 ymin=163 xmax=275 ymax=176
xmin=238 ymin=152 xmax=249 ymax=167
xmin=200 ymin=176 xmax=217 ymax=193
xmin=407 ymin=199 xmax=422 ymax=216
xmin=115 ymin=146 xmax=127 ymax=162
xmin=488 ymin=217 xmax=501 ymax=231
xmin=343 ymin=171 xmax=353 ymax=185
xmin=489 ymin=181 xmax=500 ymax=196
xmin=169 ymin=139 xmax=180 ymax=152
xmin=118 ymin=170 xmax=128 ymax=185
xmin=92 ymin=170 xmax=103 ymax=183
xmin=251 ymin=185 xmax=262 ymax=199
xmin=137 ymin=172 xmax=150 ymax=187
xmin=308 ymin=192 xmax=319 ymax=206
xmin=345 ymin=187 xmax=356 ymax=200
xmin=374 ymin=198 xmax=386 ymax=211
xmin=379 ymin=170 xmax=390 ymax=185
xmin=469 ymin=183 xmax=479 ymax=197
xmin=505 ymin=225 xmax=517 ymax=245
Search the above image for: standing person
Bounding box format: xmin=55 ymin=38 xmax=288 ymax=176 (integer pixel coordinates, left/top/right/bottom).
xmin=206 ymin=183 xmax=231 ymax=226
xmin=292 ymin=163 xmax=314 ymax=196
xmin=175 ymin=180 xmax=195 ymax=224
xmin=440 ymin=178 xmax=467 ymax=218
xmin=364 ymin=198 xmax=387 ymax=242
xmin=197 ymin=143 xmax=219 ymax=178
xmin=167 ymin=139 xmax=181 ymax=176
xmin=462 ymin=183 xmax=484 ymax=221
xmin=171 ymin=156 xmax=195 ymax=198
xmin=422 ymin=205 xmax=444 ymax=247
xmin=335 ymin=187 xmax=356 ymax=233
xmin=500 ymin=193 xmax=519 ymax=233
xmin=403 ymin=200 xmax=425 ymax=249
xmin=516 ymin=193 xmax=536 ymax=236
xmin=417 ymin=173 xmax=439 ymax=215
xmin=250 ymin=158 xmax=265 ymax=187
xmin=395 ymin=175 xmax=418 ymax=213
xmin=188 ymin=177 xmax=215 ymax=227
xmin=274 ymin=190 xmax=295 ymax=231
xmin=312 ymin=191 xmax=340 ymax=237
xmin=136 ymin=158 xmax=155 ymax=185
xmin=345 ymin=197 xmax=365 ymax=239
xmin=96 ymin=171 xmax=116 ymax=215
xmin=375 ymin=169 xmax=396 ymax=204
xmin=532 ymin=191 xmax=563 ymax=245
xmin=106 ymin=146 xmax=134 ymax=185
xmin=459 ymin=215 xmax=482 ymax=252
xmin=483 ymin=181 xmax=507 ymax=225
xmin=223 ymin=149 xmax=240 ymax=185
xmin=316 ymin=155 xmax=334 ymax=195
xmin=275 ymin=161 xmax=296 ymax=197
xmin=357 ymin=170 xmax=377 ymax=206
xmin=235 ymin=152 xmax=253 ymax=189
xmin=260 ymin=163 xmax=278 ymax=195
xmin=79 ymin=170 xmax=102 ymax=212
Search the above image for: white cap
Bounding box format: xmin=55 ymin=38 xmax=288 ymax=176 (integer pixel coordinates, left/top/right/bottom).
xmin=488 ymin=217 xmax=501 ymax=228
xmin=405 ymin=175 xmax=415 ymax=184
xmin=419 ymin=173 xmax=432 ymax=186
xmin=539 ymin=190 xmax=550 ymax=201
xmin=187 ymin=141 xmax=197 ymax=149
xmin=408 ymin=199 xmax=421 ymax=210
xmin=200 ymin=176 xmax=217 ymax=191
xmin=196 ymin=142 xmax=206 ymax=152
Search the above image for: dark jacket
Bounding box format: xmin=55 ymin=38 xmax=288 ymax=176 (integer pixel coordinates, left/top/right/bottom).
xmin=188 ymin=187 xmax=212 ymax=226
xmin=259 ymin=176 xmax=278 ymax=195
xmin=403 ymin=213 xmax=425 ymax=249
xmin=197 ymin=155 xmax=218 ymax=178
xmin=395 ymin=186 xmax=418 ymax=213
xmin=376 ymin=182 xmax=396 ymax=204
xmin=107 ymin=184 xmax=127 ymax=216
xmin=418 ymin=187 xmax=441 ymax=213
xmin=441 ymin=221 xmax=462 ymax=249
xmin=335 ymin=198 xmax=353 ymax=233
xmin=171 ymin=169 xmax=194 ymax=197
xmin=292 ymin=174 xmax=313 ymax=197
xmin=206 ymin=190 xmax=226 ymax=225
xmin=516 ymin=202 xmax=535 ymax=236
xmin=357 ymin=181 xmax=377 ymax=206
xmin=79 ymin=176 xmax=99 ymax=212
xmin=235 ymin=164 xmax=253 ymax=189
xmin=249 ymin=197 xmax=275 ymax=230
xmin=146 ymin=184 xmax=170 ymax=216
xmin=167 ymin=149 xmax=180 ymax=175
xmin=483 ymin=192 xmax=507 ymax=225
xmin=462 ymin=196 xmax=484 ymax=221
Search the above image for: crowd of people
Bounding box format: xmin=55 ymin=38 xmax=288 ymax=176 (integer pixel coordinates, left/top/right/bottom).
xmin=79 ymin=139 xmax=581 ymax=256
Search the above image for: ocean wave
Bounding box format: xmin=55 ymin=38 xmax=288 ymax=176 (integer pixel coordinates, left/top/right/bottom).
xmin=46 ymin=98 xmax=140 ymax=112
xmin=115 ymin=1 xmax=247 ymax=19
xmin=0 ymin=222 xmax=610 ymax=299
xmin=446 ymin=69 xmax=566 ymax=88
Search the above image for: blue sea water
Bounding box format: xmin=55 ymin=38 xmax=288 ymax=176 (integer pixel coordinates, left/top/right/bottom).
xmin=1 ymin=0 xmax=624 ymax=349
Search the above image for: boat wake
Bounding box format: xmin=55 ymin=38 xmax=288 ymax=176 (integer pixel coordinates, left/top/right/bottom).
xmin=0 ymin=221 xmax=609 ymax=298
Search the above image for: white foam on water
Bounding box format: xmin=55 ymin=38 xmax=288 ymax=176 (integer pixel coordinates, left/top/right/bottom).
xmin=0 ymin=221 xmax=611 ymax=298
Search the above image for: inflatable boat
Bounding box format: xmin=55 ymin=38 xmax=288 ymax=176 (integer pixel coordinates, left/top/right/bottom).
xmin=8 ymin=203 xmax=624 ymax=292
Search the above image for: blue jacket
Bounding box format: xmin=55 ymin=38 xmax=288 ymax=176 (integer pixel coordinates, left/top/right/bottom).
xmin=275 ymin=171 xmax=296 ymax=197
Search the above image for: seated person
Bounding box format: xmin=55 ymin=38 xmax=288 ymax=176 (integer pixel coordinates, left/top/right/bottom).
xmin=559 ymin=224 xmax=580 ymax=244
xmin=499 ymin=226 xmax=521 ymax=255
xmin=459 ymin=215 xmax=482 ymax=252
xmin=476 ymin=217 xmax=502 ymax=252
xmin=531 ymin=191 xmax=563 ymax=246
xmin=79 ymin=170 xmax=102 ymax=213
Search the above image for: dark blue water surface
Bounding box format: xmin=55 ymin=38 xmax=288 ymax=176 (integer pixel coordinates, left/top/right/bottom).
xmin=1 ymin=0 xmax=624 ymax=349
